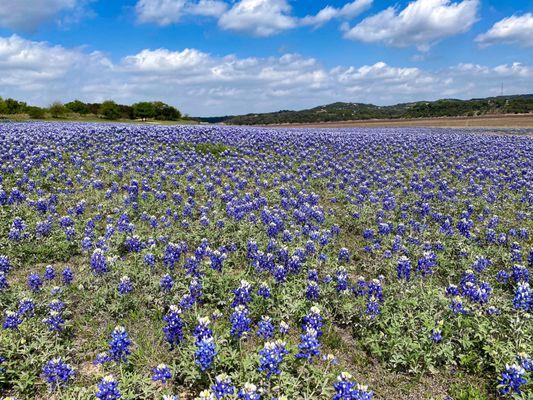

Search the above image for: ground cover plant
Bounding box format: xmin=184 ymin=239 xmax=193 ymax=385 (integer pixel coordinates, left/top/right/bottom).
xmin=0 ymin=122 xmax=531 ymax=399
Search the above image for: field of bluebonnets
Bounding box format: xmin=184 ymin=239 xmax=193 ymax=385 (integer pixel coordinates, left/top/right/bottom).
xmin=0 ymin=122 xmax=531 ymax=400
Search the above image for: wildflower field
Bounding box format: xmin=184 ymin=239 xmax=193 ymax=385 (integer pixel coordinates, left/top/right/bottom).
xmin=0 ymin=122 xmax=531 ymax=400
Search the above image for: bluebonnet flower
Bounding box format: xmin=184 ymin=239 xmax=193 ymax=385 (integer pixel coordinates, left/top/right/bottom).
xmin=273 ymin=264 xmax=287 ymax=284
xmin=91 ymin=249 xmax=108 ymax=275
xmin=308 ymin=269 xmax=318 ymax=282
xmin=431 ymin=329 xmax=442 ymax=343
xmin=258 ymin=340 xmax=289 ymax=378
xmin=209 ymin=250 xmax=226 ymax=272
xmin=18 ymin=298 xmax=35 ymax=317
xmin=43 ymin=311 xmax=65 ymax=332
xmin=472 ymin=257 xmax=490 ymax=273
xmin=230 ymin=305 xmax=251 ymax=339
xmin=94 ymin=352 xmax=111 ymax=365
xmin=306 ymin=281 xmax=319 ymax=301
xmin=498 ymin=364 xmax=527 ymax=396
xmin=3 ymin=311 xmax=22 ymax=330
xmin=96 ymin=375 xmax=121 ymax=400
xmin=367 ymin=279 xmax=383 ymax=302
xmin=194 ymin=317 xmax=213 ymax=342
xmin=365 ymin=301 xmax=381 ymax=318
xmin=496 ymin=270 xmax=510 ymax=284
xmin=0 ymin=255 xmax=12 ymax=273
xmin=195 ymin=336 xmax=217 ymax=371
xmin=144 ymin=253 xmax=155 ymax=268
xmin=0 ymin=272 xmax=8 ymax=291
xmin=450 ymin=298 xmax=467 ymax=315
xmin=124 ymin=235 xmax=143 ymax=253
xmin=49 ymin=299 xmax=65 ymax=312
xmin=42 ymin=357 xmax=75 ymax=391
xmin=303 ymin=306 xmax=323 ymax=336
xmin=517 ymin=353 xmax=532 ymax=372
xmin=417 ymin=251 xmax=436 ymax=276
xmin=81 ymin=235 xmax=93 ymax=252
xmin=160 ymin=305 xmax=183 ymax=349
xmin=397 ymin=256 xmax=411 ymax=281
xmin=279 ymin=321 xmax=290 ymax=336
xmin=296 ymin=328 xmax=320 ymax=361
xmin=152 ymin=363 xmax=172 ymax=383
xmin=256 ymin=316 xmax=275 ymax=340
xmin=211 ymin=373 xmax=236 ymax=399
xmin=336 ymin=268 xmax=349 ymax=292
xmin=108 ymin=326 xmax=131 ymax=363
xmin=62 ymin=267 xmax=74 ymax=285
xmin=513 ymin=282 xmax=531 ymax=311
xmin=232 ymin=280 xmax=252 ymax=307
xmin=338 ymin=248 xmax=350 ymax=263
xmin=257 ymin=282 xmax=271 ymax=299
xmin=511 ymin=265 xmax=529 ymax=283
xmin=160 ymin=274 xmax=174 ymax=291
xmin=118 ymin=276 xmax=133 ymax=295
xmin=333 ymin=372 xmax=373 ymax=400
xmin=28 ymin=273 xmax=43 ymax=292
xmin=238 ymin=383 xmax=261 ymax=400
xmin=44 ymin=265 xmax=56 ymax=281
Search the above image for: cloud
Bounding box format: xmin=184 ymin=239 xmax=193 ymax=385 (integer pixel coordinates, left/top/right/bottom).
xmin=344 ymin=0 xmax=479 ymax=51
xmin=0 ymin=0 xmax=91 ymax=31
xmin=301 ymin=0 xmax=373 ymax=27
xmin=217 ymin=0 xmax=296 ymax=37
xmin=135 ymin=0 xmax=227 ymax=26
xmin=476 ymin=13 xmax=533 ymax=48
xmin=135 ymin=0 xmax=372 ymax=37
xmin=1 ymin=34 xmax=531 ymax=115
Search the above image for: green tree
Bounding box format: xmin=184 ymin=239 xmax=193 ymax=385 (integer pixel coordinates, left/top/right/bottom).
xmin=99 ymin=100 xmax=121 ymax=120
xmin=49 ymin=102 xmax=67 ymax=118
xmin=65 ymin=100 xmax=89 ymax=115
xmin=5 ymin=98 xmax=26 ymax=114
xmin=133 ymin=102 xmax=156 ymax=120
xmin=153 ymin=101 xmax=181 ymax=120
xmin=0 ymin=97 xmax=7 ymax=114
xmin=26 ymin=106 xmax=46 ymax=119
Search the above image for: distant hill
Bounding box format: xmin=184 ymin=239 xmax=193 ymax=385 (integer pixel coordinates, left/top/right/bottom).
xmin=196 ymin=95 xmax=533 ymax=125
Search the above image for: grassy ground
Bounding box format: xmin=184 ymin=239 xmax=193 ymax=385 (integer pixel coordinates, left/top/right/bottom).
xmin=261 ymin=114 xmax=533 ymax=129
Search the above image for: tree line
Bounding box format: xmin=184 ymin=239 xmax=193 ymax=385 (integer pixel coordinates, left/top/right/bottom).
xmin=0 ymin=98 xmax=183 ymax=121
xmin=210 ymin=95 xmax=533 ymax=125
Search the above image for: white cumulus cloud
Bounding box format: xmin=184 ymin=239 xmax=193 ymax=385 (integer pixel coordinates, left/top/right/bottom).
xmin=344 ymin=0 xmax=479 ymax=51
xmin=476 ymin=13 xmax=533 ymax=48
xmin=1 ymin=35 xmax=531 ymax=116
xmin=0 ymin=0 xmax=91 ymax=31
xmin=135 ymin=0 xmax=374 ymax=37
xmin=135 ymin=0 xmax=227 ymax=25
xmin=217 ymin=0 xmax=297 ymax=37
xmin=301 ymin=0 xmax=373 ymax=27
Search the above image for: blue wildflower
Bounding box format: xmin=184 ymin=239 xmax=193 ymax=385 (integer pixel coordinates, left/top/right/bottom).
xmin=96 ymin=375 xmax=121 ymax=400
xmin=258 ymin=340 xmax=289 ymax=378
xmin=108 ymin=326 xmax=131 ymax=363
xmin=230 ymin=305 xmax=251 ymax=339
xmin=152 ymin=363 xmax=172 ymax=384
xmin=42 ymin=357 xmax=75 ymax=391
xmin=163 ymin=306 xmax=184 ymax=348
xmin=212 ymin=373 xmax=236 ymax=399
xmin=195 ymin=337 xmax=217 ymax=371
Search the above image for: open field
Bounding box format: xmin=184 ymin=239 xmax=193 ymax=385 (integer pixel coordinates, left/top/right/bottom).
xmin=265 ymin=114 xmax=533 ymax=129
xmin=0 ymin=123 xmax=531 ymax=400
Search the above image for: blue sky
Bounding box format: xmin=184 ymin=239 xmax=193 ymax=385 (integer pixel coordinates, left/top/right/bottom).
xmin=0 ymin=0 xmax=531 ymax=116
